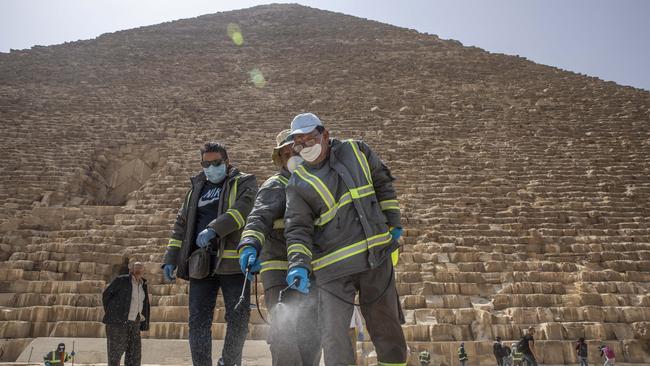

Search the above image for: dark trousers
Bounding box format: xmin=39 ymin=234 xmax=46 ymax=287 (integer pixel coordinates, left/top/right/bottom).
xmin=106 ymin=321 xmax=141 ymax=366
xmin=522 ymin=353 xmax=538 ymax=366
xmin=265 ymin=285 xmax=322 ymax=366
xmin=189 ymin=273 xmax=250 ymax=366
xmin=318 ymin=258 xmax=406 ymax=366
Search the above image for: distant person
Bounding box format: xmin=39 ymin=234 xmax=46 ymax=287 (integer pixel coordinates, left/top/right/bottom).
xmin=493 ymin=336 xmax=505 ymax=366
xmin=519 ymin=327 xmax=538 ymax=366
xmin=349 ymin=305 xmax=365 ymax=365
xmin=102 ymin=262 xmax=150 ymax=366
xmin=43 ymin=343 xmax=74 ymax=366
xmin=511 ymin=342 xmax=524 ymax=366
xmin=162 ymin=142 xmax=257 ymax=366
xmin=458 ymin=342 xmax=469 ymax=366
xmin=599 ymin=344 xmax=615 ymax=366
xmin=419 ymin=350 xmax=431 ymax=366
xmin=576 ymin=337 xmax=588 ymax=366
xmin=502 ymin=342 xmax=512 ymax=366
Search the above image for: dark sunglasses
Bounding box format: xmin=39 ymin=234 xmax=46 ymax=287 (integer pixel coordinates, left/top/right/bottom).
xmin=201 ymin=159 xmax=224 ymax=168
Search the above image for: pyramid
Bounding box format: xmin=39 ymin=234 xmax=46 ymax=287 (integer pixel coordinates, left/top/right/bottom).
xmin=1 ymin=3 xmax=649 ymax=365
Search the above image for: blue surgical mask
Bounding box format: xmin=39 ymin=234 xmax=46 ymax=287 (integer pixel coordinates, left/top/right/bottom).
xmin=203 ymin=164 xmax=227 ymax=183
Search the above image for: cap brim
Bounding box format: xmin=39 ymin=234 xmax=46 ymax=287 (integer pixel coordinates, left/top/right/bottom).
xmin=272 ymin=142 xmax=292 ymax=167
xmin=289 ymin=125 xmax=317 ymax=136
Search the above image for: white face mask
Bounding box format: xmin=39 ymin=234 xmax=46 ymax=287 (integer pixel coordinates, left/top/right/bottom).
xmin=286 ymin=156 xmax=304 ymax=173
xmin=299 ymin=143 xmax=322 ymax=162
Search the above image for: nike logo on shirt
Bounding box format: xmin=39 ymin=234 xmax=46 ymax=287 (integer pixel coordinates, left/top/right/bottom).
xmin=198 ymin=187 xmax=221 ymax=207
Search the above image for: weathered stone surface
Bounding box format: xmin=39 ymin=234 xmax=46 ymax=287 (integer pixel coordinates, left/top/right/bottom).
xmin=0 ymin=3 xmax=648 ymax=364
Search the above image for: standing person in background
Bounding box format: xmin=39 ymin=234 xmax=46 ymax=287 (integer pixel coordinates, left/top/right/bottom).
xmin=458 ymin=342 xmax=469 ymax=366
xmin=43 ymin=343 xmax=74 ymax=366
xmin=599 ymin=344 xmax=615 ymax=366
xmin=349 ymin=306 xmax=365 ymax=365
xmin=493 ymin=336 xmax=505 ymax=366
xmin=576 ymin=337 xmax=588 ymax=366
xmin=102 ymin=262 xmax=150 ymax=366
xmin=511 ymin=342 xmax=524 ymax=366
xmin=520 ymin=327 xmax=539 ymax=366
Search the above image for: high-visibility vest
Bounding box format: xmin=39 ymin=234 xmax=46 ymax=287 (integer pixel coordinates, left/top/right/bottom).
xmin=288 ymin=140 xmax=395 ymax=272
xmin=458 ymin=347 xmax=469 ymax=361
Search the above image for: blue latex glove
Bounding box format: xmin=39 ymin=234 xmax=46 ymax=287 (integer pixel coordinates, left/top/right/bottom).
xmin=286 ymin=267 xmax=310 ymax=294
xmin=357 ymin=332 xmax=365 ymax=342
xmin=196 ymin=227 xmax=216 ymax=248
xmin=390 ymin=227 xmax=403 ymax=241
xmin=163 ymin=264 xmax=176 ymax=282
xmin=239 ymin=246 xmax=261 ymax=281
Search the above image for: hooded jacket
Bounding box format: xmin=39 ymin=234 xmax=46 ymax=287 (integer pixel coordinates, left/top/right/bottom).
xmin=284 ymin=138 xmax=401 ymax=283
xmin=163 ymin=166 xmax=257 ymax=279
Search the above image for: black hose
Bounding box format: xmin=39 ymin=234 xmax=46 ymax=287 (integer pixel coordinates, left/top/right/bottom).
xmin=254 ymin=274 xmax=269 ymax=325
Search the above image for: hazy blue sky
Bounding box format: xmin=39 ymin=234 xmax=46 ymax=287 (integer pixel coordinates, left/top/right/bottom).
xmin=1 ymin=0 xmax=649 ymax=91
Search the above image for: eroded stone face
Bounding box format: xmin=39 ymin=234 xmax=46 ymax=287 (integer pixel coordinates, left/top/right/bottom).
xmin=0 ymin=3 xmax=649 ymax=365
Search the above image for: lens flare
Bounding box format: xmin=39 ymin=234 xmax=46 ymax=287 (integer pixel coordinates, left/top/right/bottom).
xmin=227 ymin=23 xmax=244 ymax=46
xmin=249 ymin=68 xmax=267 ymax=88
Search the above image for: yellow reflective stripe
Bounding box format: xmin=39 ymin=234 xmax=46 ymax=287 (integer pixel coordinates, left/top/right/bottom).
xmin=378 ymin=362 xmax=406 ymax=366
xmin=312 ymin=231 xmax=392 ymax=271
xmin=223 ymin=250 xmax=239 ymax=259
xmin=315 ymin=191 xmax=352 ymax=226
xmin=315 ymin=184 xmax=374 ymax=227
xmin=228 ymin=176 xmax=240 ymax=208
xmin=185 ymin=189 xmax=193 ymax=208
xmin=347 ymin=140 xmax=372 ymax=185
xmin=288 ymin=243 xmax=312 ymax=257
xmin=260 ymin=260 xmax=289 ymax=273
xmin=242 ymin=230 xmax=265 ymax=245
xmin=168 ymin=239 xmax=182 ymax=248
xmin=273 ymin=219 xmax=285 ymax=229
xmin=380 ymin=199 xmax=400 ymax=211
xmin=227 ymin=209 xmax=245 ymax=229
xmin=272 ymin=174 xmax=289 ymax=186
xmin=350 ymin=184 xmax=374 ymax=199
xmin=294 ymin=165 xmax=335 ymax=209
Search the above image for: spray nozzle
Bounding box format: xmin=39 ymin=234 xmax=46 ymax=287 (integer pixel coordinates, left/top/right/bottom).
xmin=278 ymin=279 xmax=298 ymax=303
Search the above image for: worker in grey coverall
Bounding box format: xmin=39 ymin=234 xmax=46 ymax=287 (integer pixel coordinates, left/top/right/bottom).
xmin=283 ymin=113 xmax=407 ymax=366
xmin=237 ymin=129 xmax=321 ymax=366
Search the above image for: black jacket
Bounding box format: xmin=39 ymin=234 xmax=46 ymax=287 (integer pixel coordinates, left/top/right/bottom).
xmin=102 ymin=274 xmax=150 ymax=331
xmin=164 ymin=166 xmax=257 ymax=279
xmin=239 ymin=170 xmax=291 ymax=290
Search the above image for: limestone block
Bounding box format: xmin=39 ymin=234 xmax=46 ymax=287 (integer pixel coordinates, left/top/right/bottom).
xmin=403 ymin=324 xmax=430 ymax=341
xmin=622 ymin=339 xmax=650 ymax=363
xmin=539 ymin=322 xmax=564 ymax=340
xmin=150 ymin=306 xmax=188 ymax=322
xmin=610 ymin=323 xmax=635 ymax=340
xmin=429 ymin=324 xmax=470 ymax=341
xmin=0 ymin=338 xmax=33 ymax=362
xmin=50 ymin=321 xmax=105 ymax=337
xmin=538 ymin=340 xmax=565 ymax=364
xmin=0 ymin=321 xmax=31 ymax=338
xmin=402 ymin=295 xmax=426 ymax=309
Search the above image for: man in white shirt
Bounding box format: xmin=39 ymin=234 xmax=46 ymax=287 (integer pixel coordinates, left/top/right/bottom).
xmin=102 ymin=262 xmax=150 ymax=366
